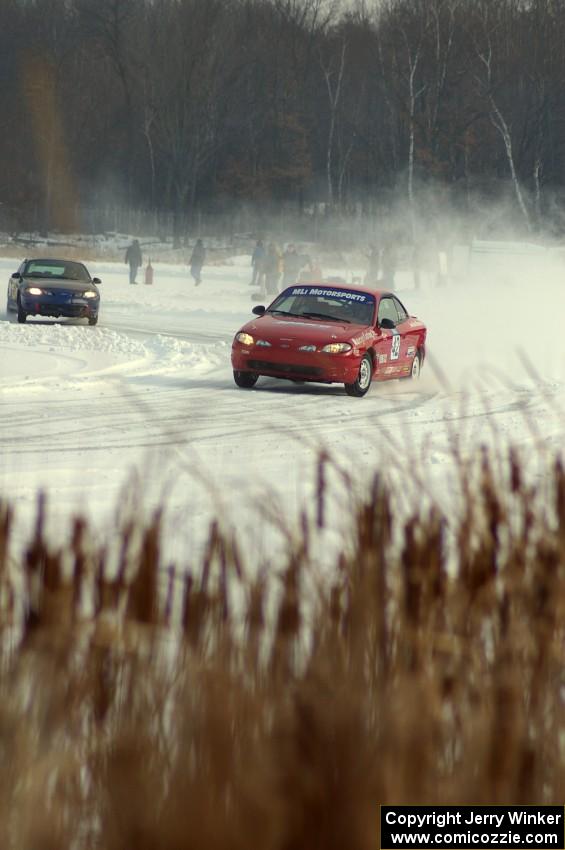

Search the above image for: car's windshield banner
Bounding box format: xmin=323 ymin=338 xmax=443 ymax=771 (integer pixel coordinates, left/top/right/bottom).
xmin=289 ymin=286 xmax=372 ymax=303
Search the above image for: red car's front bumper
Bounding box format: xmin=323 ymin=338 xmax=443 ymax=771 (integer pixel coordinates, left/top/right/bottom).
xmin=231 ymin=343 xmax=362 ymax=384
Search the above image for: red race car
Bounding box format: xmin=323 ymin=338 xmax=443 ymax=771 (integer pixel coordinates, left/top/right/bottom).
xmin=231 ymin=280 xmax=426 ymax=397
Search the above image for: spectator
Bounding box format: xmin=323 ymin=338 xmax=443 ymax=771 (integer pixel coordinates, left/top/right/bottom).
xmin=264 ymin=242 xmax=282 ymax=295
xmin=365 ymin=243 xmax=380 ymax=285
xmin=190 ymin=238 xmax=206 ymax=286
xmin=436 ymin=247 xmax=449 ymax=287
xmin=381 ymin=242 xmax=397 ymax=290
xmin=125 ymin=239 xmax=142 ymax=285
xmin=281 ymin=243 xmax=304 ymax=288
xmin=412 ymin=241 xmax=423 ymax=290
xmin=299 ymin=257 xmax=322 ymax=281
xmin=250 ymin=239 xmax=266 ymax=288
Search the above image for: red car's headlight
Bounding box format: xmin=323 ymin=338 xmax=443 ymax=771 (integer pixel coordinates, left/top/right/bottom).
xmin=236 ymin=332 xmax=254 ymax=345
xmin=321 ymin=342 xmax=352 ymax=354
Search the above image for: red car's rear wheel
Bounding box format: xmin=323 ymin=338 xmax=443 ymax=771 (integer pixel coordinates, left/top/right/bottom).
xmin=410 ymin=350 xmax=422 ymax=379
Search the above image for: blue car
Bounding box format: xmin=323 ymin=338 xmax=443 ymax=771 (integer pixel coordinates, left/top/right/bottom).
xmin=6 ymin=258 xmax=101 ymax=325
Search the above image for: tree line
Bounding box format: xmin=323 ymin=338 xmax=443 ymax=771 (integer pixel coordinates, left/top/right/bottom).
xmin=3 ymin=0 xmax=565 ymax=239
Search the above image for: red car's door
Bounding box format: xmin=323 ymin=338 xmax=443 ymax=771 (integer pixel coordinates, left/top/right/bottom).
xmin=391 ymin=295 xmax=416 ymax=377
xmin=376 ymin=296 xmax=404 ymax=378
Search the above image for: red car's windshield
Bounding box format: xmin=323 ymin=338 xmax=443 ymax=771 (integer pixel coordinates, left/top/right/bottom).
xmin=268 ymin=285 xmax=375 ymax=325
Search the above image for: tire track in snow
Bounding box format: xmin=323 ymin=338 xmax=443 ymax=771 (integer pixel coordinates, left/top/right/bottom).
xmin=0 ymin=379 xmax=440 ymax=454
xmin=0 ymin=381 xmax=541 ymax=457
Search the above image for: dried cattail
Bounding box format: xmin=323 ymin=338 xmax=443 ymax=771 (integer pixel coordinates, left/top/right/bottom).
xmin=316 ymin=450 xmax=329 ymax=529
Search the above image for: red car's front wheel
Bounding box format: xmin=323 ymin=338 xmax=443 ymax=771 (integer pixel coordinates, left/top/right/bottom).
xmin=233 ymin=370 xmax=259 ymax=389
xmin=344 ymin=354 xmax=372 ymax=397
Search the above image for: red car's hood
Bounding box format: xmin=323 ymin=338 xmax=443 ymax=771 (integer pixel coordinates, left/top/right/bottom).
xmin=240 ymin=313 xmax=367 ymax=343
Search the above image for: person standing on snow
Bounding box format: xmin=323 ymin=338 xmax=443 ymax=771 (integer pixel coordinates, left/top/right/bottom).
xmin=281 ymin=243 xmax=303 ymax=288
xmin=381 ymin=242 xmax=397 ymax=290
xmin=299 ymin=256 xmax=322 ymax=281
xmin=250 ymin=239 xmax=266 ymax=288
xmin=264 ymin=242 xmax=282 ymax=296
xmin=365 ymin=243 xmax=380 ymax=285
xmin=190 ymin=238 xmax=206 ymax=286
xmin=125 ymin=238 xmax=142 ymax=285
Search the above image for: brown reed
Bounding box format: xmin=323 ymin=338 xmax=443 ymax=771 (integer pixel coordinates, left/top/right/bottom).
xmin=0 ymin=445 xmax=562 ymax=849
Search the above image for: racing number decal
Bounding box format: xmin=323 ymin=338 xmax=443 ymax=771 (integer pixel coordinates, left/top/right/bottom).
xmin=390 ymin=330 xmax=401 ymax=361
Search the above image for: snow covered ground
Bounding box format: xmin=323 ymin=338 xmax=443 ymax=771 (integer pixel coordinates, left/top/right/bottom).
xmin=2 ymin=248 xmax=565 ymax=569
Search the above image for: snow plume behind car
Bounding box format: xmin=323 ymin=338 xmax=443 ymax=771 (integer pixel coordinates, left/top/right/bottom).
xmin=405 ymin=247 xmax=565 ymax=391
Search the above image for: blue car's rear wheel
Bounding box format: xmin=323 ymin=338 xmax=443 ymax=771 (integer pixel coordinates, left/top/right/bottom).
xmin=88 ymin=315 xmax=98 ymax=326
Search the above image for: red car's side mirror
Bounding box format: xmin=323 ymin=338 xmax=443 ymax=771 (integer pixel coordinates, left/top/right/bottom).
xmin=379 ymin=318 xmax=396 ymax=330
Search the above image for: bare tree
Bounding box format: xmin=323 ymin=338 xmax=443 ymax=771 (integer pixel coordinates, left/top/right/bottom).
xmin=21 ymin=0 xmax=79 ymax=232
xmin=7 ymin=0 xmax=565 ymax=233
xmin=470 ymin=0 xmax=532 ymax=231
xmin=142 ymin=0 xmax=239 ymax=243
xmin=76 ymin=0 xmax=141 ymax=204
xmin=320 ymin=39 xmax=347 ymax=206
xmin=377 ymin=0 xmax=429 ymax=237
